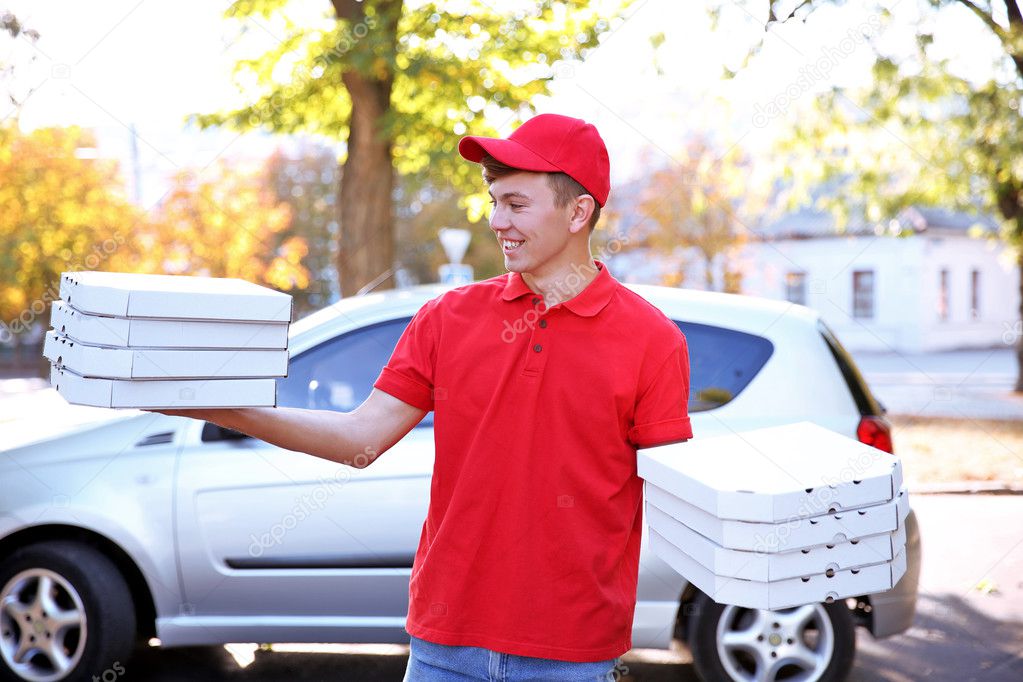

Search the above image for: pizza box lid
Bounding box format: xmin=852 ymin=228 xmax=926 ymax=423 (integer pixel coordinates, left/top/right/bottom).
xmin=646 ymin=500 xmax=907 ymax=581
xmin=650 ymin=528 xmax=908 ymax=610
xmin=50 ymin=300 xmax=289 ymax=350
xmin=645 ymin=482 xmax=910 ymax=553
xmin=638 ymin=421 xmax=902 ymax=523
xmin=50 ymin=365 xmax=278 ymax=409
xmin=59 ymin=271 xmax=293 ymax=323
xmin=44 ymin=331 xmax=288 ymax=380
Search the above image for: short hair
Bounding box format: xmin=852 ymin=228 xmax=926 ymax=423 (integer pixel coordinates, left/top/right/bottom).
xmin=480 ymin=154 xmax=601 ymax=232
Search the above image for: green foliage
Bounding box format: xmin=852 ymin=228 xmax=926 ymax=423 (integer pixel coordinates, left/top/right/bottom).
xmin=629 ymin=136 xmax=766 ymax=291
xmin=0 ymin=123 xmax=312 ymax=335
xmin=0 ymin=125 xmax=139 ymax=328
xmin=265 ymin=144 xmax=341 ymax=314
xmin=193 ymin=0 xmax=635 ymax=217
xmin=394 ymin=177 xmax=506 ymax=285
xmin=740 ymin=0 xmax=1023 ymax=252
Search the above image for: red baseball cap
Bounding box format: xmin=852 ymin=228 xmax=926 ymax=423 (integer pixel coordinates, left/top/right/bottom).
xmin=458 ymin=113 xmax=610 ymax=207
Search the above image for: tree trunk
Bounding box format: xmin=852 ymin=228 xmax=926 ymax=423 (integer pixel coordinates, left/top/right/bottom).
xmin=1015 ymin=248 xmax=1023 ymax=392
xmin=998 ymin=191 xmax=1023 ymax=393
xmin=338 ymin=69 xmax=395 ymax=297
xmin=703 ymin=253 xmax=715 ymax=291
xmin=332 ymin=0 xmax=402 ymax=297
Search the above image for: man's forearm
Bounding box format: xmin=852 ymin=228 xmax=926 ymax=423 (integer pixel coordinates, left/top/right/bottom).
xmin=188 ymin=407 xmax=383 ymax=468
xmin=151 ymin=389 xmax=425 ymax=467
xmin=220 ymin=408 xmax=380 ymax=467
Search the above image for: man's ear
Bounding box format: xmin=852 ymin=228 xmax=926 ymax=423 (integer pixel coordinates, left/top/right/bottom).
xmin=568 ymin=195 xmax=596 ymax=235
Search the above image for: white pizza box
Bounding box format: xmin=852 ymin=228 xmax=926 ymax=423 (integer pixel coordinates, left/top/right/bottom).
xmin=645 ymin=482 xmax=910 ymax=553
xmin=50 ymin=301 xmax=289 ymax=350
xmin=646 ymin=500 xmax=907 ymax=582
xmin=59 ymin=271 xmax=293 ymax=323
xmin=649 ymin=527 xmax=908 ymax=610
xmin=50 ymin=365 xmax=277 ymax=409
xmin=44 ymin=331 xmax=288 ymax=380
xmin=638 ymin=421 xmax=903 ymax=522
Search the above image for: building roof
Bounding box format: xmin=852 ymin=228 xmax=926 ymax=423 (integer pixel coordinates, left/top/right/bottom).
xmin=753 ymin=205 xmax=1000 ymax=241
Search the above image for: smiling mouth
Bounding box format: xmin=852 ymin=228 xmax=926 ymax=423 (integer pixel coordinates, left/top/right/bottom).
xmin=502 ymin=239 xmax=525 ymax=252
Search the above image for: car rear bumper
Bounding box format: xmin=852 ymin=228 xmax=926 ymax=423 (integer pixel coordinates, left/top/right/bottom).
xmin=864 ymin=508 xmax=921 ymax=638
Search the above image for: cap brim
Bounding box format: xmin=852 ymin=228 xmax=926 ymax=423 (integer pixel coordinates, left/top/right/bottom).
xmin=458 ymin=136 xmax=561 ymax=173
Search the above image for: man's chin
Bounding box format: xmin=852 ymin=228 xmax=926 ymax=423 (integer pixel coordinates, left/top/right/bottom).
xmin=502 ymin=254 xmax=528 ymax=273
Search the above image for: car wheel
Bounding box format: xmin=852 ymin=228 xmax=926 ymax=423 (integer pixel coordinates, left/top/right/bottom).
xmin=0 ymin=541 xmax=135 ymax=682
xmin=687 ymin=593 xmax=855 ymax=682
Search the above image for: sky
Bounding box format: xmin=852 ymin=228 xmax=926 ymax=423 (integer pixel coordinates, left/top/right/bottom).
xmin=0 ymin=0 xmax=1004 ymax=207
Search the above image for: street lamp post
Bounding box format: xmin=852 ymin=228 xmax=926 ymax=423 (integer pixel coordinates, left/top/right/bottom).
xmin=438 ymin=227 xmax=473 ymax=285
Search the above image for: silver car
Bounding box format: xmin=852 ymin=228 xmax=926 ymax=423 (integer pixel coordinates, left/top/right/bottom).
xmin=0 ymin=284 xmax=920 ymax=682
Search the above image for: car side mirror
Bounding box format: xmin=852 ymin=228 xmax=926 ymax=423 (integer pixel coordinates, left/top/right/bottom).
xmin=201 ymin=422 xmax=252 ymax=442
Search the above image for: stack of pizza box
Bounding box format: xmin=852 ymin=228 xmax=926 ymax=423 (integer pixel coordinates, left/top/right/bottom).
xmin=638 ymin=421 xmax=908 ymax=610
xmin=44 ymin=271 xmax=291 ymax=409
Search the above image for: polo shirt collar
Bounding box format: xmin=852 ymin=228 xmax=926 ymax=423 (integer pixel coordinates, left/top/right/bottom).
xmin=500 ymin=259 xmax=617 ymax=318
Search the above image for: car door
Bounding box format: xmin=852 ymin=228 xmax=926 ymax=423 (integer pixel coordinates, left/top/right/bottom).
xmin=171 ymin=316 xmax=434 ymax=644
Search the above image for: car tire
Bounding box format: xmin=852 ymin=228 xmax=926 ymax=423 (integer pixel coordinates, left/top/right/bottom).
xmin=0 ymin=541 xmax=135 ymax=682
xmin=687 ymin=592 xmax=855 ymax=682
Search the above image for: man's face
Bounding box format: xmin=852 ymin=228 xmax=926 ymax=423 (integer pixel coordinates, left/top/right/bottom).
xmin=488 ymin=171 xmax=574 ymax=274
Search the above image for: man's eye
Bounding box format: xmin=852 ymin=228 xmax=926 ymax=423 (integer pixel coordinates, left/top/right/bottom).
xmin=510 ymin=204 xmax=524 ymax=210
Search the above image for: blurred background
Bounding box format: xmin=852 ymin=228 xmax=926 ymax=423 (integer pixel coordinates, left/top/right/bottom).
xmin=2 ymin=4 xmax=1023 ymax=679
xmin=7 ymin=0 xmax=1023 ymax=488
xmin=1 ymin=0 xmax=1022 ymax=487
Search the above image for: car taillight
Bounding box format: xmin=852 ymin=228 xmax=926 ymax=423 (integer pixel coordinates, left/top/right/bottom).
xmin=857 ymin=415 xmax=893 ymax=454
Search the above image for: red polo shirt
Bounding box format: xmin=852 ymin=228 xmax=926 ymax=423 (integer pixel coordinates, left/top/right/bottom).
xmin=373 ymin=260 xmax=692 ymax=662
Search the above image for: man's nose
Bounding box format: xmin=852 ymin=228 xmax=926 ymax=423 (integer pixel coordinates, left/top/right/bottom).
xmin=490 ymin=206 xmax=510 ymax=231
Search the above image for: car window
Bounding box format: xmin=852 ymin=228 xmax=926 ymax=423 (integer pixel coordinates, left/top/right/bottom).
xmin=278 ymin=317 xmax=433 ymax=427
xmin=817 ymin=319 xmax=883 ymax=417
xmin=280 ymin=316 xmax=767 ymax=421
xmin=673 ymin=320 xmax=774 ymax=412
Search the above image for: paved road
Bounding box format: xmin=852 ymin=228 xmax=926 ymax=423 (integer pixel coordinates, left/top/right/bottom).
xmin=852 ymin=348 xmax=1023 ymax=421
xmin=847 ymin=494 xmax=1023 ymax=682
xmin=109 ymin=495 xmax=1022 ymax=682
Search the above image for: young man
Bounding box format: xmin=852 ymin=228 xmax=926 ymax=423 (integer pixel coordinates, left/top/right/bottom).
xmin=155 ymin=113 xmax=692 ymax=681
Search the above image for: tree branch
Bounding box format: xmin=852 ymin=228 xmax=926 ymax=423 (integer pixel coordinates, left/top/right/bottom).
xmin=955 ymin=0 xmax=1007 ymax=39
xmin=1002 ymin=0 xmax=1023 ymax=79
xmin=1007 ymin=0 xmax=1022 ymax=27
xmin=767 ymin=0 xmax=815 ymax=24
xmin=331 ymin=0 xmax=365 ymax=22
xmin=956 ymin=0 xmax=1023 ymax=77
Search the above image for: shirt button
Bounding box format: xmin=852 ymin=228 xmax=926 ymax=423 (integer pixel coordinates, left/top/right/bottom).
xmin=539 ymin=320 xmax=548 ymax=329
xmin=531 ymin=297 xmax=541 ymax=305
xmin=533 ymin=344 xmax=543 ymax=352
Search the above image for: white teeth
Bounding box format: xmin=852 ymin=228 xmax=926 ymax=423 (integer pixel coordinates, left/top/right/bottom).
xmin=502 ymin=239 xmax=524 ymax=250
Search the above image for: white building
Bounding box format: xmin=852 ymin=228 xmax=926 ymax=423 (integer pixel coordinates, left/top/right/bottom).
xmin=738 ymin=207 xmax=1019 ymax=353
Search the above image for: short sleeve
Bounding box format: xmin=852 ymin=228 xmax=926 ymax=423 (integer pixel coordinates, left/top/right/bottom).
xmin=627 ymin=334 xmax=693 ymax=448
xmin=373 ymin=298 xmax=439 ymax=412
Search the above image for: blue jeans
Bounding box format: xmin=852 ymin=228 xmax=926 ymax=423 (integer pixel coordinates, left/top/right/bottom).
xmin=403 ymin=635 xmax=621 ymax=682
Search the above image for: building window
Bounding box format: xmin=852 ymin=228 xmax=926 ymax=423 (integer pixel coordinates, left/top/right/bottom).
xmin=852 ymin=270 xmax=874 ymax=319
xmin=970 ymin=269 xmax=980 ymax=321
xmin=938 ymin=268 xmax=950 ymax=322
xmin=785 ymin=272 xmax=807 ymax=305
